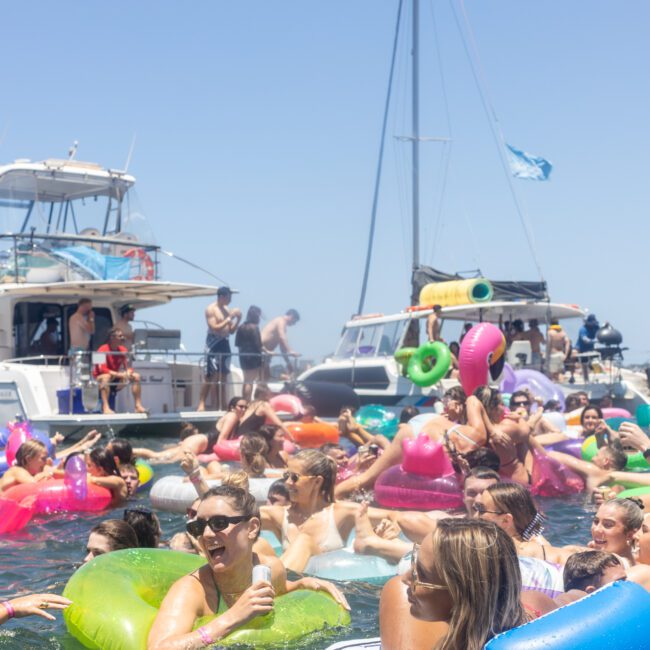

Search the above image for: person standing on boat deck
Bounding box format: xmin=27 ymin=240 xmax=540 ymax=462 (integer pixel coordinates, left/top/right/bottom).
xmin=576 ymin=314 xmax=599 ymax=381
xmin=547 ymin=318 xmax=570 ymax=380
xmin=525 ymin=319 xmax=545 ymax=369
xmin=261 ymin=309 xmax=300 ymax=378
xmin=114 ymin=304 xmax=136 ymax=351
xmin=426 ymin=304 xmax=443 ymax=342
xmin=68 ymin=298 xmax=95 ymax=351
xmin=197 ymin=287 xmax=241 ymax=412
xmin=94 ymin=327 xmax=147 ymax=415
xmin=38 ymin=317 xmax=60 ymax=355
xmin=235 ymin=305 xmax=263 ymax=402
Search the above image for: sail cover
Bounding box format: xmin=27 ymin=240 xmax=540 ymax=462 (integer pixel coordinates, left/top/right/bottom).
xmin=413 ymin=265 xmax=548 ymax=302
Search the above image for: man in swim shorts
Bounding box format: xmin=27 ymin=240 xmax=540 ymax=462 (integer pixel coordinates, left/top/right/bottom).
xmin=197 ymin=287 xmax=241 ymax=411
xmin=261 ymin=308 xmax=300 ymax=378
xmin=547 ymin=318 xmax=570 ymax=380
xmin=426 ymin=304 xmax=443 ymax=342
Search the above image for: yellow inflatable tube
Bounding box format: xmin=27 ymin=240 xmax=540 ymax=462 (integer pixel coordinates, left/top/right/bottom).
xmin=419 ymin=278 xmax=493 ymax=307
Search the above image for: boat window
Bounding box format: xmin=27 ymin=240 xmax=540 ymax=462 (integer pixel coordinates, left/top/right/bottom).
xmin=13 ymin=302 xmax=113 ymax=358
xmin=332 ymin=321 xmax=404 ymax=359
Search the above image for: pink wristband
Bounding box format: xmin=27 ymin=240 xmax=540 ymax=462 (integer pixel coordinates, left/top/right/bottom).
xmin=2 ymin=601 xmax=15 ymax=619
xmin=189 ymin=474 xmax=202 ymax=484
xmin=197 ymin=625 xmax=213 ymax=645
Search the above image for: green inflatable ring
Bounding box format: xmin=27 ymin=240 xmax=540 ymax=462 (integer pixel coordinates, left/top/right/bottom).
xmin=394 ymin=347 xmax=417 ymax=375
xmin=581 ymin=434 xmax=649 ymax=471
xmin=617 ymin=486 xmax=650 ymax=500
xmin=63 ymin=548 xmax=350 ymax=649
xmin=407 ymin=341 xmax=451 ymax=388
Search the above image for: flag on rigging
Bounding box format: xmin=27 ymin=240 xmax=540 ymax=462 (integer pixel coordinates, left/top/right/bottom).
xmin=506 ymin=144 xmax=552 ymax=181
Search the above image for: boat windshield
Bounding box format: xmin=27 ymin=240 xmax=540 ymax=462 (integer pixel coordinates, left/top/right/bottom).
xmin=333 ymin=320 xmax=404 ymax=360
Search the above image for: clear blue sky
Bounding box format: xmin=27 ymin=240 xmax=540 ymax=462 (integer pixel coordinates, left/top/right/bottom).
xmin=1 ymin=1 xmax=648 ymax=364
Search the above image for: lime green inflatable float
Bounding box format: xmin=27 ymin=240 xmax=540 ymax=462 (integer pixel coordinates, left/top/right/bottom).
xmin=63 ymin=548 xmax=350 ymax=649
xmin=581 ymin=434 xmax=650 ymax=472
xmin=407 ymin=341 xmax=451 ymax=387
xmin=617 ymin=485 xmax=650 ymax=500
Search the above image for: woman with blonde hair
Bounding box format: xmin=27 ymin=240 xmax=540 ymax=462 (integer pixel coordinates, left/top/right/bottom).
xmin=400 ymin=518 xmax=542 ymax=650
xmin=0 ymin=440 xmax=53 ymax=492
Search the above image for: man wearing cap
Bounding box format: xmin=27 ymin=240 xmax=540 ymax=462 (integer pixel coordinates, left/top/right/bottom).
xmin=576 ymin=314 xmax=600 ymax=381
xmin=197 ymin=287 xmax=241 ymax=411
xmin=115 ymin=304 xmax=136 ymax=351
xmin=261 ymin=309 xmax=300 ymax=378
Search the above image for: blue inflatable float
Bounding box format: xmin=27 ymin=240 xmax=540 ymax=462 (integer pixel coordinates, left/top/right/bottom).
xmin=486 ymin=580 xmax=650 ymax=649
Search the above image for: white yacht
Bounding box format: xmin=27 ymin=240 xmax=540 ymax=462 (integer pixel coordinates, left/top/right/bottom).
xmin=0 ymin=157 xmax=238 ymax=435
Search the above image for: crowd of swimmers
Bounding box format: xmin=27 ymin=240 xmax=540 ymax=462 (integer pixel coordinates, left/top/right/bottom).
xmin=3 ymin=384 xmax=650 ymax=649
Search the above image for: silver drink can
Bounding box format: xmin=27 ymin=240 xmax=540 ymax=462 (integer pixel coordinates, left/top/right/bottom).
xmin=252 ymin=564 xmax=272 ymax=585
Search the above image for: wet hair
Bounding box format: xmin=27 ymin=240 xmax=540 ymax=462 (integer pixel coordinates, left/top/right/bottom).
xmin=201 ymin=485 xmax=260 ymax=538
xmin=222 ymin=470 xmax=250 ymax=491
xmin=580 ymin=405 xmax=603 ymax=426
xmin=399 ymin=405 xmax=420 ymax=424
xmin=601 ymin=497 xmax=644 ymax=532
xmin=123 ymin=508 xmax=162 ymax=548
xmin=602 ymin=440 xmax=628 ymax=471
xmin=509 ymin=390 xmax=530 ymax=408
xmin=563 ymin=551 xmax=622 ymax=592
xmin=465 ymin=467 xmax=500 ymax=484
xmin=227 ymin=396 xmax=244 ymax=411
xmin=268 ymin=479 xmax=290 ymax=503
xmin=444 ymin=386 xmax=467 ymax=405
xmin=109 ymin=438 xmax=133 ymax=465
xmin=89 ymin=447 xmax=121 ymax=477
xmin=179 ymin=422 xmax=199 ymax=441
xmin=462 ymin=447 xmax=501 ymax=473
xmin=424 ymin=518 xmax=526 ymax=650
xmin=293 ymin=449 xmax=337 ymax=503
xmin=15 ymin=440 xmax=47 ymax=469
xmin=543 ymin=399 xmax=562 ymax=412
xmin=118 ymin=462 xmax=139 ymax=478
xmin=564 ymin=394 xmax=582 ymax=412
xmin=486 ymin=482 xmax=545 ymax=540
xmin=89 ymin=519 xmax=138 ymax=551
xmin=245 ymin=305 xmax=262 ymax=325
xmin=239 ymin=434 xmax=268 ymax=477
xmin=473 ymin=386 xmax=501 ymax=413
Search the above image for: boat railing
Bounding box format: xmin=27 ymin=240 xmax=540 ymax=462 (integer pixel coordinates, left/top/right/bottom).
xmin=5 ymin=349 xmax=310 ymax=413
xmin=0 ymin=232 xmax=160 ymax=283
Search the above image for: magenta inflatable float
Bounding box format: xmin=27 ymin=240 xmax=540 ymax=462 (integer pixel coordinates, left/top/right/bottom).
xmin=458 ymin=323 xmax=507 ymax=396
xmin=374 ymin=433 xmax=462 ymax=510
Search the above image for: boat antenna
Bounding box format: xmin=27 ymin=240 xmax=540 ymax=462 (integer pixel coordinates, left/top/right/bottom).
xmin=159 ymin=248 xmax=230 ymax=286
xmin=124 ymin=133 xmax=137 ymax=172
xmin=68 ymin=140 xmax=78 ymax=160
xmin=357 ymin=0 xmax=404 ymax=315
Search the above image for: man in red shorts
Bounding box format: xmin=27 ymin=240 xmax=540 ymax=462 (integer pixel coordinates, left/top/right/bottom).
xmin=94 ymin=328 xmax=147 ymax=415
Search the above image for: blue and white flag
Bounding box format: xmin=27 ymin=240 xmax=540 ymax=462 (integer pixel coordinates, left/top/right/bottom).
xmin=506 ymin=144 xmax=552 ymax=181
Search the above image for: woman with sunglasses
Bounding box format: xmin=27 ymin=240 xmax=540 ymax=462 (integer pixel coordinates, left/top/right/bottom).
xmin=335 ymin=387 xmax=477 ymax=499
xmin=148 ymin=485 xmax=348 ymax=649
xmin=388 ymin=518 xmax=553 ymax=650
xmin=473 ymin=482 xmax=583 ymax=565
xmin=260 ymin=449 xmax=391 ymax=572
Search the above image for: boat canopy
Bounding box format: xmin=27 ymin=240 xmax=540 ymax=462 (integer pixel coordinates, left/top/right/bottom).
xmin=413 ymin=265 xmax=549 ymax=302
xmin=0 ymin=159 xmax=134 ymax=202
xmin=0 ymin=280 xmax=219 ymax=308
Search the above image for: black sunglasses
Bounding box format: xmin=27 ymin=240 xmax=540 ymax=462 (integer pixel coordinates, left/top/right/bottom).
xmin=473 ymin=503 xmax=505 ymax=516
xmin=186 ymin=514 xmax=252 ymax=538
xmin=512 ymin=400 xmax=530 ymax=407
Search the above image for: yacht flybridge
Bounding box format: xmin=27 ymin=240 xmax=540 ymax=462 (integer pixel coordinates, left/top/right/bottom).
xmin=0 ymin=157 xmax=236 ymax=435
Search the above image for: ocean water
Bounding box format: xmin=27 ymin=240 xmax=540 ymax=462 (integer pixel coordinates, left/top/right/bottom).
xmin=0 ymin=436 xmax=595 ymax=649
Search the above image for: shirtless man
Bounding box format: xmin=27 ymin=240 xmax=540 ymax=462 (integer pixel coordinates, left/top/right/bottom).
xmin=426 ymin=304 xmax=443 ymax=342
xmin=68 ymin=298 xmax=95 ymax=351
xmin=547 ymin=318 xmax=570 ymax=380
xmin=261 ymin=309 xmax=300 ymax=377
xmin=526 ymin=319 xmax=545 ymax=368
xmin=114 ymin=304 xmax=136 ymax=350
xmin=197 ymin=287 xmax=241 ymax=411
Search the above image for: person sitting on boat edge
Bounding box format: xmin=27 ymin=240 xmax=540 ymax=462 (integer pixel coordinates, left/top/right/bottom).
xmin=93 ymin=327 xmax=148 ymax=415
xmin=197 ymin=286 xmax=242 ymax=412
xmin=261 ymin=309 xmax=300 ymax=378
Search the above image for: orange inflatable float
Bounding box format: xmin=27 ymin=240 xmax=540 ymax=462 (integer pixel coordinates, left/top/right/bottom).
xmin=286 ymin=423 xmax=339 ymax=448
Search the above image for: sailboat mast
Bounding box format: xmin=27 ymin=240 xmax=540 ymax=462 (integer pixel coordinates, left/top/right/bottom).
xmin=410 ymin=0 xmax=420 ymax=307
